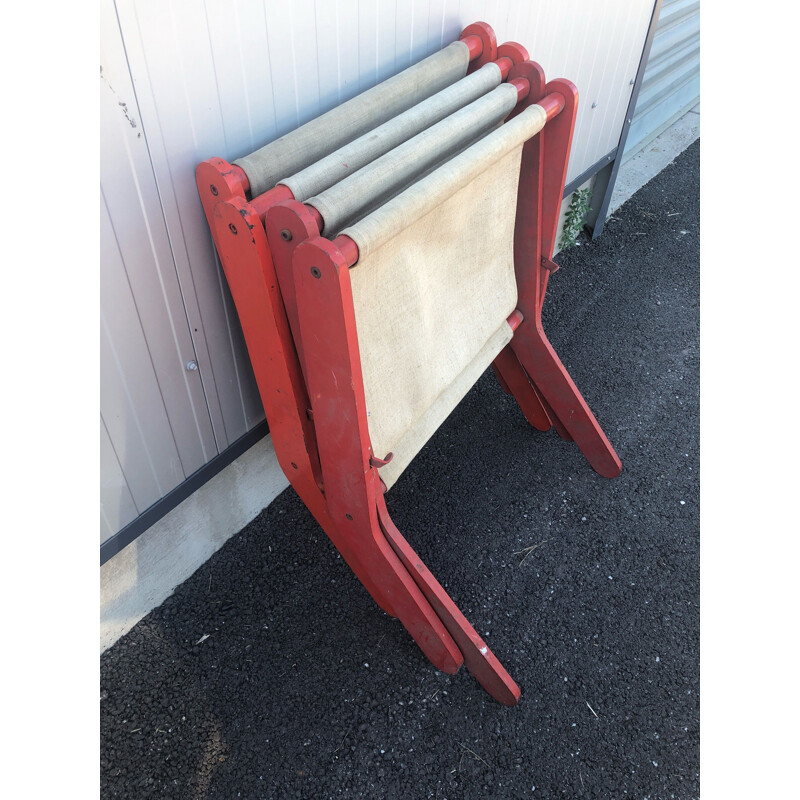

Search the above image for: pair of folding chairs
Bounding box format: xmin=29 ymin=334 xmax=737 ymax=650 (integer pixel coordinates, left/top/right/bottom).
xmin=196 ymin=22 xmax=621 ymax=705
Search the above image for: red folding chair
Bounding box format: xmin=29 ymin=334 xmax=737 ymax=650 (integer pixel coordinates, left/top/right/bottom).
xmin=196 ymin=22 xmax=621 ymax=705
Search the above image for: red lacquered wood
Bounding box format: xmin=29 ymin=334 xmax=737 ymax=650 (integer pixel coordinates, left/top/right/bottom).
xmin=490 ymin=59 xmax=552 ymax=433
xmin=292 ymin=236 xmax=464 ymax=674
xmin=211 ymin=200 xmax=313 ymax=487
xmin=510 ymin=77 xmax=530 ymax=103
xmin=507 ymin=60 xmax=546 ymax=121
xmin=530 ymin=381 xmax=573 ymax=442
xmin=492 ymin=348 xmax=552 ymax=432
xmin=507 ymin=309 xmax=524 ymax=331
xmin=497 ymin=41 xmax=530 ymax=66
xmin=461 ymin=34 xmax=483 ymax=61
xmin=251 ymin=184 xmax=293 ymax=220
xmin=196 ymin=34 xmax=624 ymax=708
xmin=460 ymin=22 xmax=497 ymax=72
xmin=495 ymin=56 xmax=514 ymax=80
xmin=333 ymin=235 xmax=359 ymax=266
xmin=304 ymin=203 xmax=324 ymax=232
xmin=376 ymin=495 xmax=521 ymax=706
xmin=538 ymin=91 xmax=566 ymax=120
xmin=196 ymin=158 xmax=249 ymax=236
xmin=209 ymin=198 xmax=396 ymax=617
xmin=540 ymin=79 xmax=578 ymax=263
xmin=264 ymin=201 xmax=323 ymax=385
xmin=509 ymin=68 xmax=622 ymax=477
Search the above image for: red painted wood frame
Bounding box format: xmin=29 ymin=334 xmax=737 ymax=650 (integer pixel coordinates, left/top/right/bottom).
xmin=195 ymin=22 xmax=620 ymax=705
xmin=499 ymin=62 xmax=623 ymax=478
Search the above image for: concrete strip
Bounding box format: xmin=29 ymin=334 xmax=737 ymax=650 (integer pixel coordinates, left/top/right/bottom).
xmin=100 ymin=435 xmax=289 ymax=651
xmin=610 ymin=104 xmax=700 ymax=214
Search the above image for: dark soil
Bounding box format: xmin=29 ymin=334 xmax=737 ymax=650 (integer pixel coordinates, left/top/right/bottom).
xmin=101 ymin=140 xmax=700 ymax=799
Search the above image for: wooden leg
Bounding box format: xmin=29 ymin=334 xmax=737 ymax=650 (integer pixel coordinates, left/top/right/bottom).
xmin=510 ymin=320 xmax=621 ymax=478
xmin=292 ymin=233 xmax=465 ymax=674
xmin=376 ymin=495 xmax=521 ymax=706
xmin=493 ymin=344 xmax=552 ymax=431
xmin=211 ymin=198 xmax=400 ymax=618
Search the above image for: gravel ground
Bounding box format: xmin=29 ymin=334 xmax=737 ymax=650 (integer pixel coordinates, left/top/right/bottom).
xmin=101 ymin=140 xmax=699 ymax=799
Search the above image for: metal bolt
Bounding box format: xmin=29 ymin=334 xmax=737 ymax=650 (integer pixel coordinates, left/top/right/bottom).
xmin=280 ymin=229 xmax=293 ymax=241
xmin=210 ymin=185 xmax=219 ymax=196
xmin=591 ymin=101 xmax=597 ymax=109
xmin=186 ymin=361 xmax=198 ymax=371
xmin=630 ymin=78 xmax=635 ymax=85
xmin=310 ymin=266 xmax=322 ymax=279
xmin=345 ymin=513 xmax=353 ymax=520
xmin=626 ymin=118 xmax=632 ymax=124
xmin=229 ymin=223 xmax=237 ymax=235
xmin=290 ymin=462 xmax=298 ymax=470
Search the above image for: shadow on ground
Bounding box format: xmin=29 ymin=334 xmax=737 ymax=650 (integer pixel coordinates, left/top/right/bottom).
xmin=101 ymin=141 xmax=699 ymax=799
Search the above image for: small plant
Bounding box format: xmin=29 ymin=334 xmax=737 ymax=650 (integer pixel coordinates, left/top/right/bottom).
xmin=559 ymin=187 xmax=592 ymax=250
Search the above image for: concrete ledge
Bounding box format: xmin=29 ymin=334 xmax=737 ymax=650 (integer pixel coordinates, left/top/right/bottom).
xmin=100 ymin=434 xmax=289 ymax=651
xmin=611 ymin=103 xmax=700 ymax=214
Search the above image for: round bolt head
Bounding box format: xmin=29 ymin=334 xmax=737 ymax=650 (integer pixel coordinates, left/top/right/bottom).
xmin=280 ymin=229 xmax=293 ymax=241
xmin=186 ymin=360 xmax=198 ymax=371
xmin=229 ymin=223 xmax=237 ymax=235
xmin=210 ymin=185 xmax=219 ymax=196
xmin=310 ymin=266 xmax=322 ymax=279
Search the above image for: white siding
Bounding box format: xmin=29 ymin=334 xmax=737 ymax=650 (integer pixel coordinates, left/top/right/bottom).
xmin=100 ymin=0 xmax=218 ymax=545
xmin=101 ymin=0 xmax=655 ymax=545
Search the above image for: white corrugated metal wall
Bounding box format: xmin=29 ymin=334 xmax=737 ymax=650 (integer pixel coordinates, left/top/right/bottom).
xmin=625 ymin=0 xmax=699 ymax=157
xmin=100 ymin=0 xmax=656 ymax=548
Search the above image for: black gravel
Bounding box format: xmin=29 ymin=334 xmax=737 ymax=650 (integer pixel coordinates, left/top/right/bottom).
xmin=101 ymin=140 xmax=699 ymax=799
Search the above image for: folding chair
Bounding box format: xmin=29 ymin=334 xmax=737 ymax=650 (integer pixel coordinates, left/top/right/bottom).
xmin=196 ymin=22 xmax=621 ymax=705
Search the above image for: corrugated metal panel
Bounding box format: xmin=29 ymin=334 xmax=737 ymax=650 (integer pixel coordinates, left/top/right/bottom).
xmin=626 ymin=0 xmax=699 ymax=157
xmin=100 ymin=0 xmax=218 ymax=545
xmin=102 ymin=0 xmax=655 ymax=543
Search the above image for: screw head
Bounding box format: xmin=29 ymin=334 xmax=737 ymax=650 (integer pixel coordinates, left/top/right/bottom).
xmin=186 ymin=360 xmax=198 ymax=371
xmin=210 ymin=185 xmax=219 ymax=196
xmin=310 ymin=266 xmax=322 ymax=279
xmin=591 ymin=101 xmax=597 ymax=109
xmin=345 ymin=513 xmax=353 ymax=520
xmin=280 ymin=229 xmax=293 ymax=241
xmin=229 ymin=223 xmax=238 ymax=235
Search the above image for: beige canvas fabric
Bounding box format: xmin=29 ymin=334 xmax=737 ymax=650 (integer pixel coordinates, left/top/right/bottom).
xmin=279 ymin=63 xmax=502 ymax=202
xmin=234 ymin=41 xmax=470 ymax=197
xmin=341 ymin=104 xmax=547 ymax=257
xmin=348 ymin=144 xmax=525 ymax=489
xmin=308 ymin=83 xmax=519 ymax=235
xmin=376 ymin=322 xmax=513 ymax=488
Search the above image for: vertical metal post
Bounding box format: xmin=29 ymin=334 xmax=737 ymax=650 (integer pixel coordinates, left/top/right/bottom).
xmin=587 ymin=0 xmax=664 ymax=239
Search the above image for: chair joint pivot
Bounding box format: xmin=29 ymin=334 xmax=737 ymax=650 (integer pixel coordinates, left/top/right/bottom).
xmin=369 ymin=452 xmax=394 ymax=468
xmin=541 ymin=256 xmax=559 ymax=273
